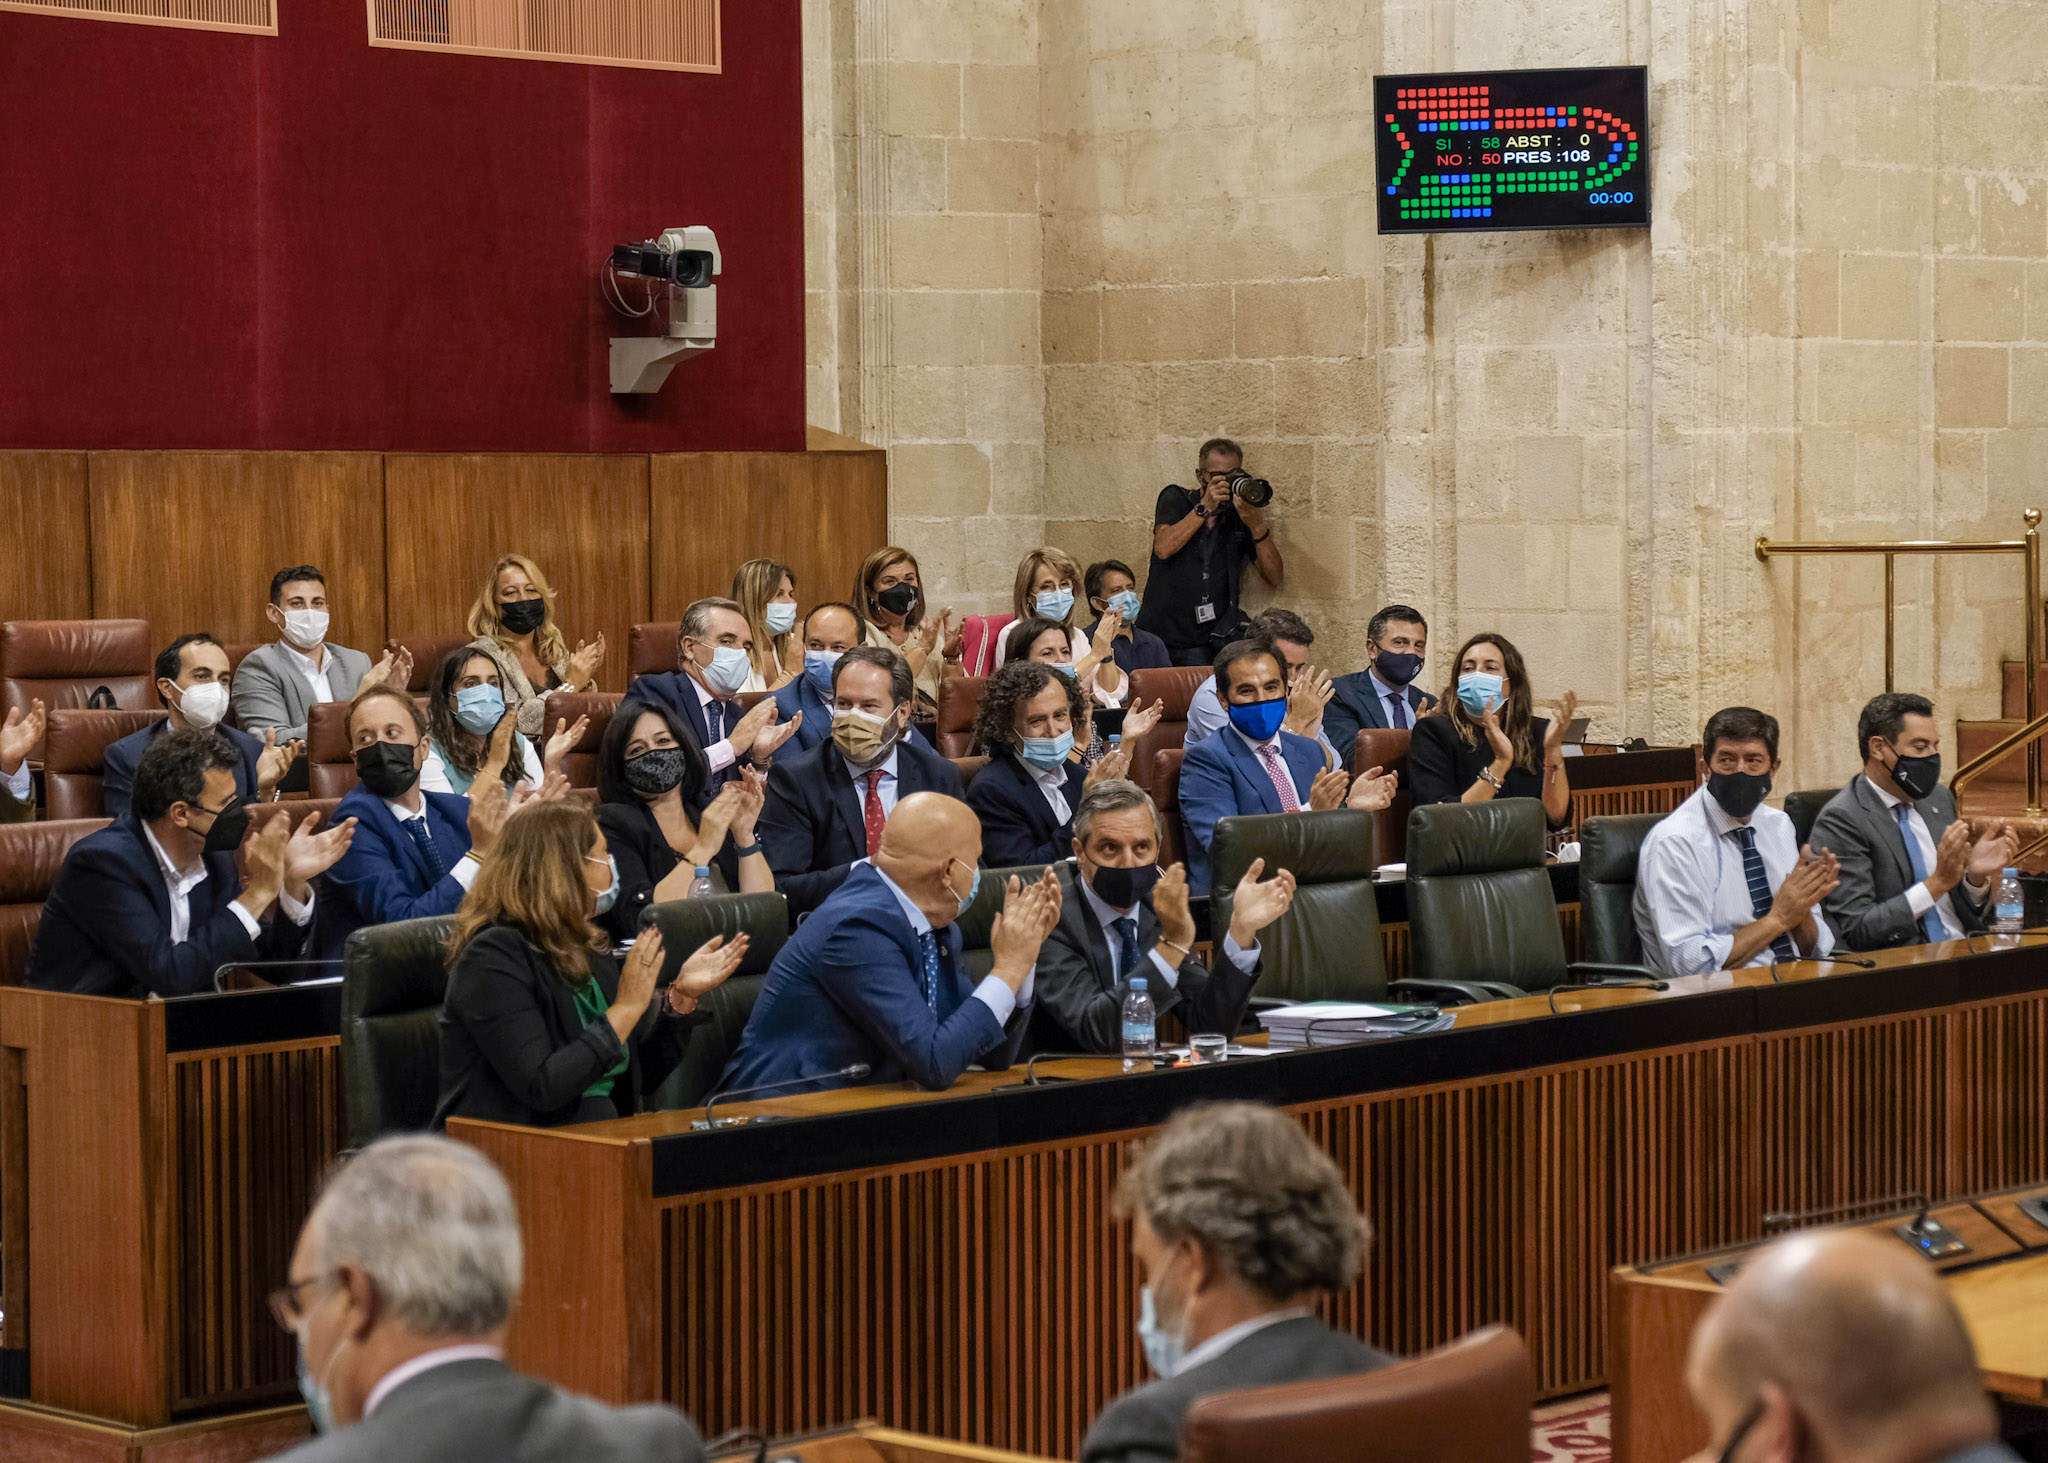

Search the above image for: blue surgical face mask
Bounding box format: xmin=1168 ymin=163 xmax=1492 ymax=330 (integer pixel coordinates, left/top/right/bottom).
xmin=1106 ymin=589 xmax=1141 ymax=620
xmin=804 ymin=649 xmax=840 ymax=699
xmin=764 ymin=602 xmax=798 ymax=636
xmin=1048 ymin=662 xmax=1077 ymax=681
xmin=589 ymin=854 xmax=620 ymax=914
xmin=944 ymin=857 xmax=981 ymax=919
xmin=453 ymin=683 xmax=506 ymax=735
xmin=294 ymin=1321 xmax=341 ymax=1434
xmin=1226 ymin=696 xmax=1288 ymax=743
xmin=1020 ymin=729 xmax=1075 ymax=770
xmin=701 ymin=644 xmax=754 ymax=696
xmin=1034 ymin=587 xmax=1075 ymax=622
xmin=1137 ymin=1285 xmax=1187 ymax=1377
xmin=1456 ymin=671 xmax=1505 ymax=718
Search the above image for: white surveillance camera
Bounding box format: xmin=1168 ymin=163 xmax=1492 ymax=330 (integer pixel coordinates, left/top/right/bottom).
xmin=605 ymin=225 xmax=721 ymax=394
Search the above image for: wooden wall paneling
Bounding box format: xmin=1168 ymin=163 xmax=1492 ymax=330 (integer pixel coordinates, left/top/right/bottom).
xmin=0 ymin=453 xmax=91 ymax=622
xmin=87 ymin=453 xmax=387 ymax=652
xmin=1944 ymin=996 xmax=2048 ymax=1195
xmin=383 ymin=455 xmax=650 ymax=693
xmin=649 ymin=448 xmax=889 ymax=622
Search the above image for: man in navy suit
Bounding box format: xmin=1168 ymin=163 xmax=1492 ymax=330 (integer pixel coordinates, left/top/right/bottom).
xmin=758 ymin=646 xmax=964 ymax=916
xmin=626 ymin=598 xmax=805 ymax=788
xmin=769 ymin=601 xmax=863 ymax=755
xmin=1178 ymin=639 xmax=1398 ymax=893
xmin=968 ymin=659 xmax=1107 ymax=867
xmin=104 ymin=633 xmax=297 ymax=821
xmin=1322 ymin=603 xmax=1438 ymax=764
xmin=28 ymin=729 xmax=356 ymax=998
xmin=318 ymin=685 xmax=523 ymax=958
xmin=722 ymin=791 xmax=1061 ymax=1094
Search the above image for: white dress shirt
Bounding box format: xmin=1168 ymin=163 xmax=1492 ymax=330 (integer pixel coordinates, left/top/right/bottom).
xmin=841 ymin=745 xmax=902 ymax=817
xmin=1186 ymin=679 xmax=1337 ymax=766
xmin=868 ymin=858 xmax=1034 ymax=1023
xmin=1 ymin=758 xmax=29 ymax=804
xmin=281 ymin=640 xmax=335 ymax=703
xmin=1633 ymin=785 xmax=1835 ymax=977
xmin=362 ymin=1344 xmax=504 ymax=1418
xmin=143 ymin=821 xmax=313 ymax=943
xmin=1171 ymin=1307 xmax=1314 ymax=1376
xmin=1075 ymin=867 xmax=1258 ymax=989
xmin=694 ymin=675 xmax=742 ymax=774
xmin=1028 ymin=757 xmax=1075 ymax=824
xmin=385 ymin=796 xmax=479 ymax=890
xmin=1864 ymin=775 xmax=1980 ymax=940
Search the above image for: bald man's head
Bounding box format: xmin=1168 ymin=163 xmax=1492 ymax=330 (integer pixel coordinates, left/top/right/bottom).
xmin=874 ymin=792 xmax=983 ymax=928
xmin=1685 ymin=1230 xmax=1995 ymax=1463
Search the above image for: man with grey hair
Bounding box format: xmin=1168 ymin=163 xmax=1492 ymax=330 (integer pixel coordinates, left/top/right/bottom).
xmin=1035 ymin=779 xmax=1296 ymax=1053
xmin=626 ymin=595 xmax=803 ymax=789
xmin=265 ymin=1135 xmax=703 ymax=1462
xmin=1081 ymin=1101 xmax=1390 ymax=1463
xmin=1684 ymin=1228 xmax=2019 ymax=1463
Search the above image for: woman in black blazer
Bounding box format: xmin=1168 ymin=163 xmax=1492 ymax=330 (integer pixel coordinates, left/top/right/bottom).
xmin=1407 ymin=631 xmax=1577 ymax=829
xmin=592 ymin=697 xmax=775 ymax=944
xmin=434 ymin=800 xmax=747 ymax=1128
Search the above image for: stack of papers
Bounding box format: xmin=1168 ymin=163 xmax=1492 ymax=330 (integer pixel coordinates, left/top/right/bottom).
xmin=1257 ymin=1001 xmax=1454 ymax=1048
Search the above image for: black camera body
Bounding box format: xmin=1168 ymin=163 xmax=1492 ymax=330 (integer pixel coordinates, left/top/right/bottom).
xmin=1224 ymin=468 xmax=1273 ymax=507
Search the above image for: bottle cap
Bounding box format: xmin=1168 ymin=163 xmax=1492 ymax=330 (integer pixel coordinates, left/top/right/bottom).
xmin=2004 ymin=866 xmax=2019 ymax=877
xmin=1129 ymin=977 xmax=1147 ymax=991
xmin=695 ymin=866 xmax=712 ymax=875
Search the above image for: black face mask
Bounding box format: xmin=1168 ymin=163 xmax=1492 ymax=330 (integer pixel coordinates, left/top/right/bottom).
xmin=199 ymin=797 xmax=250 ymax=854
xmin=354 ymin=740 xmax=421 ymax=799
xmin=498 ymin=598 xmax=547 ymax=636
xmin=1706 ymin=769 xmax=1772 ymax=820
xmin=1090 ymin=861 xmax=1163 ymax=909
xmin=1373 ymin=649 xmax=1424 ymax=686
xmin=1884 ymin=745 xmax=1942 ymax=802
xmin=875 ymin=583 xmax=919 ymax=617
xmin=623 ymin=746 xmax=688 ymax=798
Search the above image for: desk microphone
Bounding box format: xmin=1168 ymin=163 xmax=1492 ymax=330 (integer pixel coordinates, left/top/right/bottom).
xmin=997 ymin=1051 xmax=1098 ymax=1090
xmin=1766 ymin=955 xmax=1876 ymax=982
xmin=693 ymin=1063 xmax=871 ymax=1130
xmin=1546 ymin=978 xmax=1667 ymax=1014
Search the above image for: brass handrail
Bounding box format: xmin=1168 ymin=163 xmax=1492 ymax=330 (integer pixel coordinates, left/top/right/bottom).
xmin=1756 ymin=509 xmax=2042 ymax=815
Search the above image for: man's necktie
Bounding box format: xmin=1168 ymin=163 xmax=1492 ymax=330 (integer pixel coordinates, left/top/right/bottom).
xmin=1257 ymin=744 xmax=1303 ymax=812
xmin=1111 ymin=916 xmax=1140 ymax=981
xmin=1389 ymin=691 xmax=1409 ymax=730
xmin=1730 ymin=825 xmax=1799 ymax=963
xmin=864 ymin=769 xmax=886 ymax=857
xmin=914 ymin=929 xmax=940 ymax=1012
xmin=1893 ymin=804 xmax=1949 ymax=943
xmin=403 ymin=816 xmax=448 ymax=884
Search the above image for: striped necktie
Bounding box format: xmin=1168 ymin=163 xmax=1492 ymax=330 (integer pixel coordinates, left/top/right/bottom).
xmin=1730 ymin=825 xmax=1799 ymax=963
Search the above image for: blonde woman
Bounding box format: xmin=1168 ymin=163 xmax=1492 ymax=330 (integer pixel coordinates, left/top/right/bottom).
xmin=992 ymin=548 xmax=1126 ymax=701
xmin=853 ymin=545 xmax=955 ymax=726
xmin=462 ymin=554 xmax=605 ymax=738
xmin=731 ymin=558 xmax=800 ymax=693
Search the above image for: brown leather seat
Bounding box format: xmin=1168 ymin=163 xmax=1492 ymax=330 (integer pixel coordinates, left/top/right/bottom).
xmin=1180 ymin=1324 xmax=1533 ymax=1463
xmin=1352 ymin=727 xmax=1413 ymax=868
xmin=307 ymin=701 xmax=359 ymax=799
xmin=42 ymin=708 xmax=167 ymax=820
xmin=0 ymin=817 xmax=110 ymax=986
xmin=1153 ymin=747 xmax=1187 ymax=867
xmin=238 ymin=798 xmax=346 ymax=883
xmin=1126 ymin=666 xmax=1210 ymax=804
xmin=936 ymin=676 xmax=986 ymax=757
xmin=385 ymin=634 xmax=475 ymax=693
xmin=1 ymin=621 xmax=156 ymax=743
xmin=543 ymin=691 xmax=622 ymax=788
xmin=951 ymin=754 xmax=990 ymax=789
xmin=629 ymin=622 xmax=682 ymax=679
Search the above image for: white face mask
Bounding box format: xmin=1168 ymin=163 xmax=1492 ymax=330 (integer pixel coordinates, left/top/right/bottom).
xmin=176 ymin=681 xmax=231 ymax=731
xmin=280 ymin=608 xmax=329 ymax=650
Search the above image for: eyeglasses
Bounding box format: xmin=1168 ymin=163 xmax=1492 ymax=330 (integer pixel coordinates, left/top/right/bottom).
xmin=267 ymin=1271 xmax=331 ymax=1333
xmin=1714 ymin=1399 xmax=1764 ymax=1463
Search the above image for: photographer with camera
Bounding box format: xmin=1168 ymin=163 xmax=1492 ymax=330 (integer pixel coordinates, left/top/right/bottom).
xmin=1136 ymin=438 xmax=1284 ymax=667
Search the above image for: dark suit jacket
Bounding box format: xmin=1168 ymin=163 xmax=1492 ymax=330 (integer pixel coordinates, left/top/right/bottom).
xmin=27 ymin=817 xmax=311 ymax=998
xmin=319 ymin=786 xmax=474 ymax=959
xmin=758 ymin=735 xmax=964 ymax=917
xmin=1177 ymin=727 xmax=1327 ymax=895
xmin=263 ymin=1356 xmax=702 ymax=1463
xmin=1407 ymin=713 xmax=1568 ymax=827
xmin=0 ymin=783 xmax=30 ymax=823
xmin=966 ymin=748 xmax=1087 ymax=867
xmin=593 ymin=795 xmax=734 ymax=944
xmin=769 ymin=672 xmax=833 ymax=753
xmin=625 ymin=670 xmax=742 ymax=787
xmin=721 ymin=861 xmax=1031 ymax=1093
xmin=1810 ymin=775 xmax=1990 ymax=950
xmin=1035 ymin=861 xmax=1262 ymax=1052
xmin=1080 ymin=1315 xmax=1394 ymax=1463
xmin=433 ymin=925 xmax=701 ymax=1128
xmin=1322 ymin=670 xmax=1435 ymax=760
xmin=1081 ymin=619 xmax=1173 ymax=677
xmin=103 ymin=719 xmax=264 ymax=822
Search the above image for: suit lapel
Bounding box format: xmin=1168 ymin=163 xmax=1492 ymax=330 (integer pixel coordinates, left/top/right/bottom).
xmin=1855 ymin=777 xmax=1919 ymax=889
xmin=1225 ymin=732 xmax=1284 ymax=815
xmin=370 ymin=796 xmax=434 ymax=883
xmin=120 ymin=822 xmax=178 ymax=925
xmin=826 ymin=753 xmax=868 ymax=856
xmin=1066 ymin=867 xmax=1118 ymax=994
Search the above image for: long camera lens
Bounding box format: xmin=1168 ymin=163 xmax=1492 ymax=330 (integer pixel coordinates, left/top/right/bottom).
xmin=1225 ymin=470 xmax=1273 ymax=508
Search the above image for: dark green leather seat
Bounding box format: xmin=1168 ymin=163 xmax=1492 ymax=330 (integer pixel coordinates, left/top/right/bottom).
xmin=341 ymin=915 xmax=456 ymax=1147
xmin=1782 ymin=787 xmax=1839 ymax=850
xmin=956 ymin=863 xmax=1060 ymax=981
xmin=1577 ymin=813 xmax=1666 ymax=966
xmin=1407 ymin=799 xmax=1659 ymax=999
xmin=642 ymin=891 xmax=791 ymax=1110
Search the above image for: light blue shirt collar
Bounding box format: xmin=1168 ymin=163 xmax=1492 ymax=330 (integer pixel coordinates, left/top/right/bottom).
xmin=862 ymin=857 xmax=934 ymax=937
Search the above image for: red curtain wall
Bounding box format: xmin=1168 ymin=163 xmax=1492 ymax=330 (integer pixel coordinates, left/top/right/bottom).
xmin=0 ymin=2 xmax=804 ymax=452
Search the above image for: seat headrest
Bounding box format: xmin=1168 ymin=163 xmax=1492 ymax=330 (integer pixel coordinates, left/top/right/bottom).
xmin=308 ymin=700 xmax=354 ymax=765
xmin=957 ymin=862 xmax=1060 ymax=950
xmin=937 ymin=676 xmax=986 ymax=731
xmin=341 ymin=916 xmax=456 ymax=1018
xmin=546 ymin=692 xmax=621 ymax=752
xmin=1 ymin=619 xmax=153 ymax=678
xmin=43 ymin=708 xmax=165 ymax=772
xmin=643 ymin=892 xmax=790 ymax=978
xmin=0 ymin=818 xmax=111 ymax=902
xmin=1353 ymin=726 xmax=1412 ymax=771
xmin=629 ymin=622 xmax=683 ymax=678
xmin=1129 ymin=666 xmax=1211 ymax=721
xmin=1213 ymin=809 xmax=1376 ymax=886
xmin=1406 ymin=798 xmax=1545 ymax=878
xmin=1579 ymin=813 xmax=1666 ymax=884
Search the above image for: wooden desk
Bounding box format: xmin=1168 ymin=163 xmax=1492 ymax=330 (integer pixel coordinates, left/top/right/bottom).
xmin=0 ymin=983 xmax=342 ymax=1426
xmin=758 ymin=1421 xmax=1055 ymax=1462
xmin=1610 ymin=1185 xmax=2048 ymax=1463
xmin=453 ymin=933 xmax=2048 ymax=1458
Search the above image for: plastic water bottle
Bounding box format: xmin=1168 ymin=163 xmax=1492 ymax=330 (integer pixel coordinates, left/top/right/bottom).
xmin=1121 ymin=977 xmax=1156 ymax=1072
xmin=1993 ymin=867 xmax=2024 ymax=939
xmin=688 ymin=865 xmax=715 ymax=900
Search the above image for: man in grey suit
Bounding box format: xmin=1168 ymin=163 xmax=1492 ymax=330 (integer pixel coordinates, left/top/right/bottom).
xmin=1081 ymin=1102 xmax=1393 ymax=1463
xmin=1810 ymin=692 xmax=2016 ymax=952
xmin=265 ymin=1135 xmax=702 ymax=1463
xmin=233 ymin=565 xmax=409 ymax=744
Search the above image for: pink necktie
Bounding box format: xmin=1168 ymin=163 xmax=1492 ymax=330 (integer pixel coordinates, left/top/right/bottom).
xmin=1257 ymin=744 xmax=1302 ymax=812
